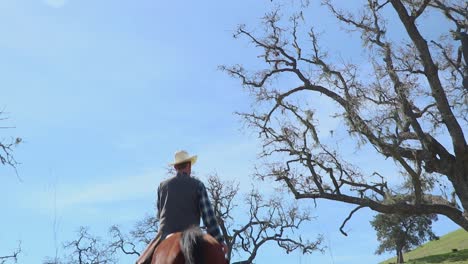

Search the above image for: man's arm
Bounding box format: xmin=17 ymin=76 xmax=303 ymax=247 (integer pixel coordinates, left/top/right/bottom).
xmin=198 ymin=181 xmax=224 ymax=244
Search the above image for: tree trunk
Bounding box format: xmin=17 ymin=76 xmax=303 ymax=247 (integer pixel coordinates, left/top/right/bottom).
xmin=396 ymin=248 xmax=404 ymax=263
xmin=447 ymin=157 xmax=468 ymax=225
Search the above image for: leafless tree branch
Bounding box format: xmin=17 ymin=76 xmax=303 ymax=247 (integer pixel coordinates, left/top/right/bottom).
xmin=206 ymin=174 xmax=322 ymax=263
xmin=0 ymin=242 xmax=21 ymax=264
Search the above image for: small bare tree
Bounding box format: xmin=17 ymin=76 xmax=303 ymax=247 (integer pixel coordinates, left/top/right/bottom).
xmin=44 ymin=227 xmax=116 ymax=264
xmin=222 ymin=0 xmax=468 ymax=231
xmin=108 ymin=214 xmax=159 ymax=257
xmin=206 ymin=174 xmax=322 ymax=263
xmin=108 ymin=226 xmax=141 ymax=257
xmin=44 ymin=216 xmax=158 ymax=263
xmin=128 ymin=214 xmax=159 ymax=246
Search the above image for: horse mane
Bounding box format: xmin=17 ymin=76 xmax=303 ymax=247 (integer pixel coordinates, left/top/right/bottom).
xmin=180 ymin=226 xmax=205 ymax=264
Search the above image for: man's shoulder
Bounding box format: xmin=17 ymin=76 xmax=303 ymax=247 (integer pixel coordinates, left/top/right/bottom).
xmin=190 ymin=176 xmax=205 ymax=187
xmin=159 ymin=175 xmax=177 ymax=187
xmin=182 ymin=176 xmax=206 ymax=192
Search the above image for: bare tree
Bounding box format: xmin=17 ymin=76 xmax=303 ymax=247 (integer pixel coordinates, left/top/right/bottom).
xmin=206 ymin=174 xmax=322 ymax=263
xmin=44 ymin=227 xmax=116 ymax=264
xmin=222 ymin=0 xmax=468 ymax=231
xmin=44 ymin=216 xmax=158 ymax=264
xmin=108 ymin=226 xmax=141 ymax=257
xmin=128 ymin=214 xmax=159 ymax=246
xmin=107 ymin=214 xmax=159 ymax=257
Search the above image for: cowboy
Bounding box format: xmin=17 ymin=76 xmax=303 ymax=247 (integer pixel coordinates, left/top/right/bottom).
xmin=136 ymin=150 xmax=228 ymax=264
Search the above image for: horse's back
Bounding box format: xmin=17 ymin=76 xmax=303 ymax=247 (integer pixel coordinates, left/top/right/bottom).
xmin=200 ymin=234 xmax=226 ymax=264
xmin=152 ymin=229 xmax=226 ymax=264
xmin=152 ymin=233 xmax=184 ymax=264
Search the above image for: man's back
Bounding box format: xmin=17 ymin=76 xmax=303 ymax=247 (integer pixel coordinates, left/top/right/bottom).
xmin=135 ymin=150 xmax=226 ymax=264
xmin=158 ymin=173 xmax=202 ymax=238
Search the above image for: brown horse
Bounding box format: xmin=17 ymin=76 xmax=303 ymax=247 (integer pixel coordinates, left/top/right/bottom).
xmin=152 ymin=227 xmax=227 ymax=264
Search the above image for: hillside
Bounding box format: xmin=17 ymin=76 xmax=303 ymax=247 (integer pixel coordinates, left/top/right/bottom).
xmin=380 ymin=229 xmax=468 ymax=264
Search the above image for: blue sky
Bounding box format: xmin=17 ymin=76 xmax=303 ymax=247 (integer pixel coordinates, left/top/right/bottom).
xmin=0 ymin=0 xmax=460 ymax=263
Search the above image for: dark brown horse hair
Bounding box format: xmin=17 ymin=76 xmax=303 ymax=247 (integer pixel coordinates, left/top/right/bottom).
xmin=180 ymin=226 xmax=205 ymax=264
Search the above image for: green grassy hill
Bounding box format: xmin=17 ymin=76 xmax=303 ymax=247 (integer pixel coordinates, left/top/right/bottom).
xmin=380 ymin=229 xmax=468 ymax=264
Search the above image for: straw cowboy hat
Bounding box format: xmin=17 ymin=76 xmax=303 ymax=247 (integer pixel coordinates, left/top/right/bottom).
xmin=169 ymin=150 xmax=198 ymax=166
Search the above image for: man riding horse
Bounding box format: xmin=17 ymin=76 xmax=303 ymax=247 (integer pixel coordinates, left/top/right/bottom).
xmin=136 ymin=150 xmax=228 ymax=264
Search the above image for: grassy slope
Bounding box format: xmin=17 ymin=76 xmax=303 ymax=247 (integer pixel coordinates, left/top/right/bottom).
xmin=380 ymin=229 xmax=468 ymax=264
